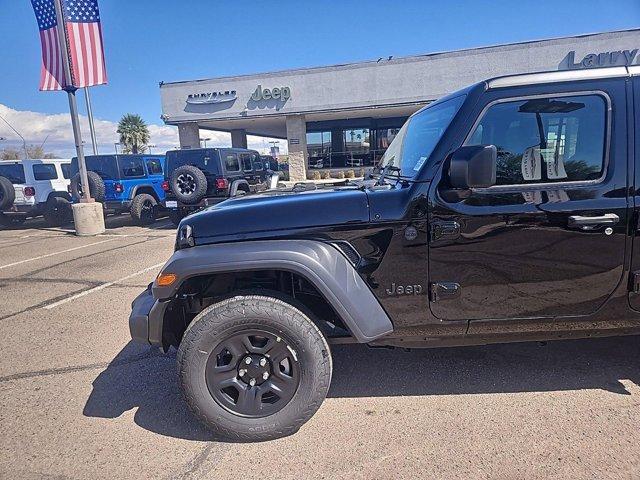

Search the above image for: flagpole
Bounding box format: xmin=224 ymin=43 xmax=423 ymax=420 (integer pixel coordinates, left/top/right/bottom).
xmin=53 ymin=0 xmax=91 ymax=203
xmin=84 ymin=87 xmax=99 ymax=155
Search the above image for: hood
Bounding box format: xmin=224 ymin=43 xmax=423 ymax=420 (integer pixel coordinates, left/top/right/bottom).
xmin=185 ymin=186 xmax=370 ymax=243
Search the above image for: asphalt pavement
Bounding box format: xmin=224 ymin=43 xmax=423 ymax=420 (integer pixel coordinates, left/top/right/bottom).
xmin=1 ymin=214 xmax=640 ymax=479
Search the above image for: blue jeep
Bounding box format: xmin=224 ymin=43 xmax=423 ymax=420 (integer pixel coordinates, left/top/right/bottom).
xmin=69 ymin=154 xmax=166 ymax=225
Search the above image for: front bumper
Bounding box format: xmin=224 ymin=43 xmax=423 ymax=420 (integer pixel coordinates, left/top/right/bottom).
xmin=129 ymin=284 xmax=169 ymax=348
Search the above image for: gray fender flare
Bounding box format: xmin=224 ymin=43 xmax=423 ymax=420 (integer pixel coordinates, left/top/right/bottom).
xmin=153 ymin=239 xmax=394 ymax=343
xmin=229 ymin=179 xmax=250 ymax=197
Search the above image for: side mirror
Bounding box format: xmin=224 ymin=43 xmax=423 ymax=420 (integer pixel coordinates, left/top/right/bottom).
xmin=449 ymin=145 xmax=497 ymax=189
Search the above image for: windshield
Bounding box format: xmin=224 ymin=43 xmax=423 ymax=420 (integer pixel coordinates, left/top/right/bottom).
xmin=378 ymin=94 xmax=465 ymax=177
xmin=0 ymin=164 xmax=25 ymax=184
xmin=71 ymin=156 xmax=120 ymax=180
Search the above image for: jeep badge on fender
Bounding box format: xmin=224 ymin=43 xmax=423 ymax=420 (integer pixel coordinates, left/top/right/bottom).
xmin=386 ymin=283 xmax=423 ymax=296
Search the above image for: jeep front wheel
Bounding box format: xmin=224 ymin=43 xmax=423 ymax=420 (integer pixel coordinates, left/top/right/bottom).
xmin=177 ymin=295 xmax=332 ymax=441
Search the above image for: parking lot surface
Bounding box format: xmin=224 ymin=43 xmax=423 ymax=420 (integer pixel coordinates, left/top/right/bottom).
xmin=2 ymin=215 xmax=640 ymax=479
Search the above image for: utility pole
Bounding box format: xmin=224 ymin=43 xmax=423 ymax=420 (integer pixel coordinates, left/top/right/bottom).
xmin=84 ymin=87 xmax=98 ymax=155
xmin=53 ymin=0 xmax=90 ymax=202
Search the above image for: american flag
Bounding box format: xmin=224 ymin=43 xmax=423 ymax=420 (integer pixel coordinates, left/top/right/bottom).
xmin=32 ymin=0 xmax=107 ymax=91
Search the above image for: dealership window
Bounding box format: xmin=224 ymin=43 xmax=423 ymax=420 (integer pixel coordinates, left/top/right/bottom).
xmin=466 ymin=94 xmax=606 ymax=185
xmin=146 ymin=158 xmax=163 ymax=175
xmin=225 ymin=153 xmax=240 ymax=172
xmin=120 ymin=157 xmax=145 ymax=178
xmin=375 ymin=128 xmax=401 ymax=162
xmin=307 ymin=132 xmax=331 ymax=157
xmin=32 ymin=163 xmax=58 ymax=180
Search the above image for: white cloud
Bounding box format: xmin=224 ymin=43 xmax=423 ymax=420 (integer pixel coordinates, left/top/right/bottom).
xmin=0 ymin=104 xmax=286 ymax=157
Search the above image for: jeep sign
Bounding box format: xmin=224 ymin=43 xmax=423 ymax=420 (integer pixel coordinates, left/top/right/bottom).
xmin=251 ymin=85 xmax=291 ymax=102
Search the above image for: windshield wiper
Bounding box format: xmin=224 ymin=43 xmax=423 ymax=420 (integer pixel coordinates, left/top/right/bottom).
xmin=376 ymin=165 xmax=401 ymax=186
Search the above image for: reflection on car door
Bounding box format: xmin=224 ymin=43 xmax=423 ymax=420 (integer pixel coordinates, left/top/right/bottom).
xmin=428 ymin=79 xmax=629 ymax=321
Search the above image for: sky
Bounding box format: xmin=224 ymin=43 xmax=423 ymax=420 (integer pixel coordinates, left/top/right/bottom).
xmin=0 ymin=0 xmax=639 ymax=157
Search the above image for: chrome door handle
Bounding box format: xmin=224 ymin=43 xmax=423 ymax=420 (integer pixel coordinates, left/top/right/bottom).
xmin=568 ymin=213 xmax=619 ymax=227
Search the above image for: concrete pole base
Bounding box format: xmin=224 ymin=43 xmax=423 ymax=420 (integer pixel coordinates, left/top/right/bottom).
xmin=72 ymin=202 xmax=105 ymax=236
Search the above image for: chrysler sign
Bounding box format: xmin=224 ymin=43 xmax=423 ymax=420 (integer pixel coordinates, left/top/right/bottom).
xmin=186 ymin=90 xmax=237 ymax=105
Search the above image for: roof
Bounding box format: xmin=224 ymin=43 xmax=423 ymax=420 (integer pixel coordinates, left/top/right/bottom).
xmin=159 ymin=28 xmax=640 ymax=87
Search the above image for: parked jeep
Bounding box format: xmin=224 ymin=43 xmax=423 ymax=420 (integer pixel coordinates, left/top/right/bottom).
xmin=69 ymin=154 xmax=166 ymax=225
xmin=0 ymin=159 xmax=72 ymax=227
xmin=162 ymin=148 xmax=271 ymax=226
xmin=131 ymin=66 xmax=640 ymax=441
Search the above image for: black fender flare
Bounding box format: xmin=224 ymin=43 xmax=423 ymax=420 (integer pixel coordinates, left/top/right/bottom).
xmin=131 ymin=184 xmax=159 ymax=201
xmin=152 ymin=239 xmax=394 ymax=343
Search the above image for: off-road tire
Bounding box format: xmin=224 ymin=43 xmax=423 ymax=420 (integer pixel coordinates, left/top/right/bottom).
xmin=43 ymin=196 xmax=71 ymax=227
xmin=0 ymin=176 xmax=15 ymax=210
xmin=168 ymin=208 xmax=186 ymax=227
xmin=130 ymin=193 xmax=157 ymax=225
xmin=71 ymin=171 xmax=106 ymax=202
xmin=170 ymin=165 xmax=207 ymax=204
xmin=177 ymin=295 xmax=332 ymax=442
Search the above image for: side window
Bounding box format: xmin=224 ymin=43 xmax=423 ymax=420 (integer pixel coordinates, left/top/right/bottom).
xmin=120 ymin=157 xmax=145 ymax=178
xmin=32 ymin=163 xmax=58 ymax=180
xmin=61 ymin=164 xmax=72 ymax=179
xmin=466 ymin=94 xmax=606 ymax=185
xmin=224 ymin=153 xmax=240 ymax=172
xmin=241 ymin=154 xmax=252 ymax=172
xmin=252 ymin=154 xmax=263 ymax=171
xmin=146 ymin=158 xmax=163 ymax=175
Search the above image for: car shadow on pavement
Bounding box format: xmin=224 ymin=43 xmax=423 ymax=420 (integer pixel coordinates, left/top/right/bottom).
xmin=83 ymin=335 xmax=640 ymax=441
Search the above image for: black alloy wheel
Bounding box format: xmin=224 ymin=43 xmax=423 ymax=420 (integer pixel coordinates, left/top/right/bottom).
xmin=205 ymin=328 xmax=300 ymax=418
xmin=176 ymin=172 xmax=197 ymax=196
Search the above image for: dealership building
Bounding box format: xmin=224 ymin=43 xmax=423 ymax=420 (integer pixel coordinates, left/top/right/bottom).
xmin=159 ymin=29 xmax=640 ymax=181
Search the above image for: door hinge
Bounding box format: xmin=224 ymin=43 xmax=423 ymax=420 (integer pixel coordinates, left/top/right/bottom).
xmin=430 ymin=220 xmax=460 ymax=243
xmin=430 ymin=282 xmax=461 ymax=302
xmin=631 ymin=271 xmax=640 ymax=294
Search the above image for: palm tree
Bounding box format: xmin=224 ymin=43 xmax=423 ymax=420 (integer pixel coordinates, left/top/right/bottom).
xmin=117 ymin=114 xmax=150 ymax=154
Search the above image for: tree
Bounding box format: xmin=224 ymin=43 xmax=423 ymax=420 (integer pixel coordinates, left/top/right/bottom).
xmin=1 ymin=148 xmax=20 ymax=160
xmin=117 ymin=114 xmax=150 ymax=154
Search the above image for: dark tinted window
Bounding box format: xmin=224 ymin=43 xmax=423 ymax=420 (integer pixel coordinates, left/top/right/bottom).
xmin=225 ymin=153 xmax=240 ymax=172
xmin=253 ymin=156 xmax=264 ymax=171
xmin=146 ymin=158 xmax=163 ymax=175
xmin=241 ymin=154 xmax=252 ymax=171
xmin=73 ymin=156 xmax=119 ymax=180
xmin=0 ymin=164 xmax=25 ymax=183
xmin=120 ymin=157 xmax=145 ymax=178
xmin=467 ymin=94 xmax=606 ymax=185
xmin=166 ymin=150 xmax=220 ymax=174
xmin=33 ymin=163 xmax=58 ymax=180
xmin=61 ymin=164 xmax=72 ymax=179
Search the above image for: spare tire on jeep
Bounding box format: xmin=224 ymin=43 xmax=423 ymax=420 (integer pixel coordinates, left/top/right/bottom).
xmin=71 ymin=171 xmax=105 ymax=203
xmin=170 ymin=165 xmax=207 ymax=204
xmin=0 ymin=176 xmax=15 ymax=210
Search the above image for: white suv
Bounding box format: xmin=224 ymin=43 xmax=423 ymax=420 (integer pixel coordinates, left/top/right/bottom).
xmin=0 ymin=159 xmax=73 ymax=227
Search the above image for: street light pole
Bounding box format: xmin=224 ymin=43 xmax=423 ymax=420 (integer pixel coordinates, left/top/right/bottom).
xmin=0 ymin=115 xmax=29 ymax=159
xmin=84 ymin=87 xmax=98 ymax=155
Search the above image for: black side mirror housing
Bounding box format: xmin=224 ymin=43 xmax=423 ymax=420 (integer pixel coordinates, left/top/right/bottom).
xmin=449 ymin=145 xmax=497 ymax=189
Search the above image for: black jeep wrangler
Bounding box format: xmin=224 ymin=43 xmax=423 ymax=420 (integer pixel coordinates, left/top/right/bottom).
xmin=163 ymin=148 xmax=272 ymax=226
xmin=131 ymin=66 xmax=640 ymax=441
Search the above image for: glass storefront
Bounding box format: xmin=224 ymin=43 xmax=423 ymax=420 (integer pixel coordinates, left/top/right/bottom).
xmin=306 ymin=118 xmax=407 ymax=169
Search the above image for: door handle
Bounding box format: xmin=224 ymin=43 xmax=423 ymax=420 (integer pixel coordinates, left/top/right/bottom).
xmin=568 ymin=213 xmax=619 ymax=228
